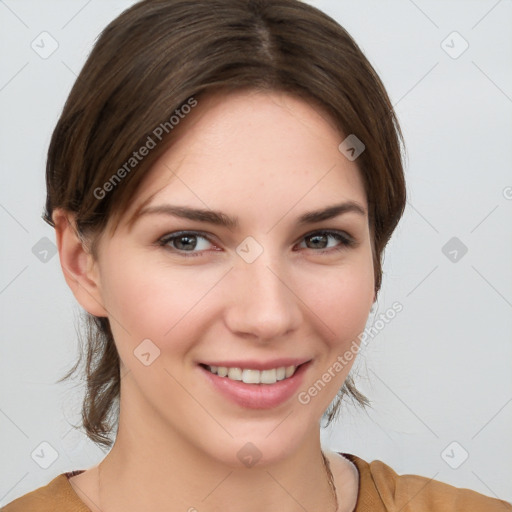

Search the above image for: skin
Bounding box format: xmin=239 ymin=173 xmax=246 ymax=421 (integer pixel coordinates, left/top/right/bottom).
xmin=54 ymin=90 xmax=375 ymax=512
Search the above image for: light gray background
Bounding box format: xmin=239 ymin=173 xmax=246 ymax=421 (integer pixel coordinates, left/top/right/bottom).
xmin=1 ymin=0 xmax=511 ymax=506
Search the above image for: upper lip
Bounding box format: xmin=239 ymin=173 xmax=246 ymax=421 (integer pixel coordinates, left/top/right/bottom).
xmin=199 ymin=358 xmax=311 ymax=371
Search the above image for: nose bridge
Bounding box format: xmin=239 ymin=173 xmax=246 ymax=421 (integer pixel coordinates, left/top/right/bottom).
xmin=224 ymin=243 xmax=302 ymax=340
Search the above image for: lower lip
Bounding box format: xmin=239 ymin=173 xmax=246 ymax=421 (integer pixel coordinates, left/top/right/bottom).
xmin=199 ymin=362 xmax=311 ymax=409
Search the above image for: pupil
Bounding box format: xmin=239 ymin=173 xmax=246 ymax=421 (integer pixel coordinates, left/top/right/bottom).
xmin=309 ymin=234 xmax=327 ymax=249
xmin=177 ymin=235 xmax=196 ymax=250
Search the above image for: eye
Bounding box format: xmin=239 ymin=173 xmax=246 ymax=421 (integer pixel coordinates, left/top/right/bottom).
xmin=157 ymin=231 xmax=217 ymax=257
xmin=296 ymin=230 xmax=357 ymax=253
xmin=157 ymin=229 xmax=356 ymax=257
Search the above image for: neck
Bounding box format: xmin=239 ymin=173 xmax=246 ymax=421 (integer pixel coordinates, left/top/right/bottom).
xmin=96 ymin=417 xmax=338 ymax=512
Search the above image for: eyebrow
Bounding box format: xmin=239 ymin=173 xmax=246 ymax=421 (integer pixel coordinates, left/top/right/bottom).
xmin=129 ymin=200 xmax=366 ymax=231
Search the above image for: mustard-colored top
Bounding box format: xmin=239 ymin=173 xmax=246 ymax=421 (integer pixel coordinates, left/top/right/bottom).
xmin=2 ymin=453 xmax=511 ymax=511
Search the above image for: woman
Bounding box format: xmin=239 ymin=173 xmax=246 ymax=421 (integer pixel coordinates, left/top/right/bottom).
xmin=3 ymin=0 xmax=510 ymax=511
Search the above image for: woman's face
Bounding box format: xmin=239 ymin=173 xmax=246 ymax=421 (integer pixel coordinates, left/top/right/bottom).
xmin=88 ymin=90 xmax=375 ymax=466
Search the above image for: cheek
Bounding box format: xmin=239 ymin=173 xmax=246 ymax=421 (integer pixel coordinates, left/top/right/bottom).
xmin=99 ymin=254 xmax=218 ymax=355
xmin=335 ymin=269 xmax=374 ymax=339
xmin=300 ymin=257 xmax=374 ymax=345
xmin=295 ymin=263 xmax=373 ymax=412
xmin=100 ymin=257 xmax=165 ymax=332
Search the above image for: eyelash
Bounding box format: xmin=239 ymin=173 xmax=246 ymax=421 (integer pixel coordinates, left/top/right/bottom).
xmin=156 ymin=229 xmax=357 ymax=257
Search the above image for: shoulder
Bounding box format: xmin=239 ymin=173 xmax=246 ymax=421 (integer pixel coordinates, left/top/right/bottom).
xmin=1 ymin=472 xmax=89 ymax=512
xmin=340 ymin=453 xmax=512 ymax=512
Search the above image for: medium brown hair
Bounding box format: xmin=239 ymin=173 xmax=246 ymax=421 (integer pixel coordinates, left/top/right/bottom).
xmin=44 ymin=0 xmax=406 ymax=448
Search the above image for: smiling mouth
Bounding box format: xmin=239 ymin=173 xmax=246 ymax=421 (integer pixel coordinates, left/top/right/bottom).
xmin=199 ymin=363 xmax=303 ymax=385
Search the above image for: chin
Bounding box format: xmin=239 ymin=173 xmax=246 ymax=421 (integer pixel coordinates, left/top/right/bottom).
xmin=193 ymin=415 xmax=318 ymax=469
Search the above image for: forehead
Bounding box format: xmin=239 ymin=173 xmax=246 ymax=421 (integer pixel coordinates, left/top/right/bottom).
xmin=117 ymin=90 xmax=367 ymax=233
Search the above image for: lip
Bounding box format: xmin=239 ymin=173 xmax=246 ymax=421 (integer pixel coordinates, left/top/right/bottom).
xmin=199 ymin=358 xmax=310 ymax=371
xmin=198 ymin=360 xmax=312 ymax=409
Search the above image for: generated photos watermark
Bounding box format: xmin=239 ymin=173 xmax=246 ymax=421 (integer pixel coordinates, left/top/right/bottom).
xmin=93 ymin=97 xmax=198 ymax=200
xmin=298 ymin=301 xmax=403 ymax=405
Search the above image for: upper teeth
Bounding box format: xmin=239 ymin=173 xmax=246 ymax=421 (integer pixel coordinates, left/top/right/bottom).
xmin=207 ymin=365 xmax=298 ymax=384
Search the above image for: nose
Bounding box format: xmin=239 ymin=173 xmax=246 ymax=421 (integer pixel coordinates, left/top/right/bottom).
xmin=223 ymin=249 xmax=302 ymax=342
